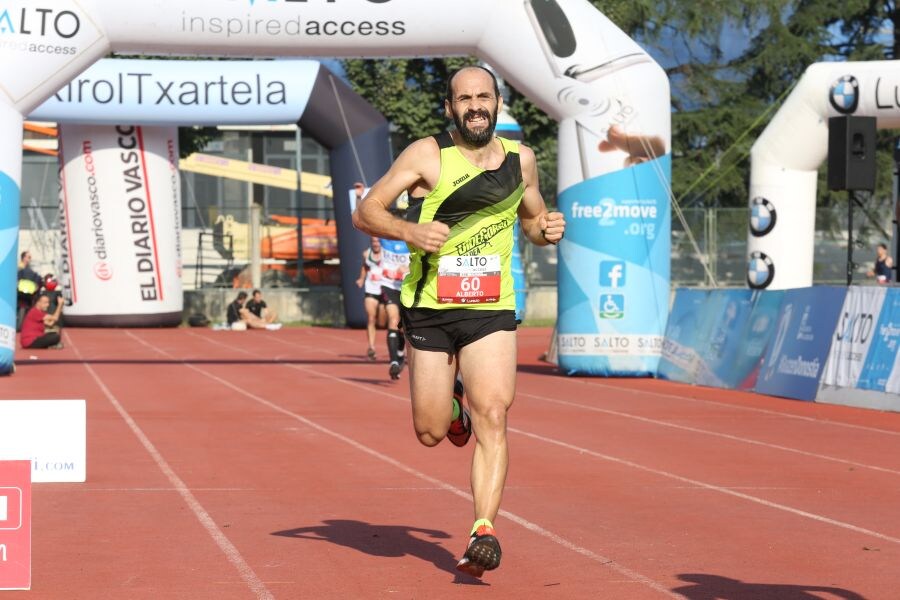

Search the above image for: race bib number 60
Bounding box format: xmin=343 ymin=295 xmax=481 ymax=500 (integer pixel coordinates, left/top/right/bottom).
xmin=437 ymin=255 xmax=501 ymax=304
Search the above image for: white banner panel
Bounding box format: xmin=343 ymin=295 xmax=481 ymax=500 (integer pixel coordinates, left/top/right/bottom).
xmin=0 ymin=400 xmax=86 ymax=483
xmin=30 ymin=58 xmax=319 ymax=125
xmin=0 ymin=1 xmax=109 ymax=113
xmin=822 ymin=287 xmax=886 ymax=388
xmin=58 ymin=124 xmax=182 ymax=324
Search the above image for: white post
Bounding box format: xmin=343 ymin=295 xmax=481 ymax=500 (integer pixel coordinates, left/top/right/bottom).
xmin=250 ymin=203 xmax=262 ymax=289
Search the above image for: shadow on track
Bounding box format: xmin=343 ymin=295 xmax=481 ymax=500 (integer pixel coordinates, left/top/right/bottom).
xmin=673 ymin=573 xmax=867 ymax=599
xmin=272 ymin=519 xmax=487 ymax=585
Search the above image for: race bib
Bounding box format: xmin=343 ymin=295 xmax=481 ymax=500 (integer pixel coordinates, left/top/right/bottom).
xmin=437 ymin=255 xmax=501 ymax=304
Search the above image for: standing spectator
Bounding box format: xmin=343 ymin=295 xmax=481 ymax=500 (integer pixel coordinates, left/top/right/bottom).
xmin=867 ymin=243 xmax=894 ymax=284
xmin=43 ymin=274 xmax=63 ymax=318
xmin=245 ymin=289 xmax=279 ymax=326
xmin=16 ymin=250 xmax=43 ymax=330
xmin=20 ymin=292 xmax=63 ymax=349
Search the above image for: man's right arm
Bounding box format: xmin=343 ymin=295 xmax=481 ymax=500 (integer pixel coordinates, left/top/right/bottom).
xmin=352 ymin=139 xmax=450 ymax=253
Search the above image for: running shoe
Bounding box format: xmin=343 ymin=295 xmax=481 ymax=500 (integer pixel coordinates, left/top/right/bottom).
xmin=367 ymin=347 xmax=376 ymax=361
xmin=447 ymin=379 xmax=472 ymax=447
xmin=456 ymin=525 xmax=501 ymax=577
xmin=389 ymin=361 xmax=402 ymax=380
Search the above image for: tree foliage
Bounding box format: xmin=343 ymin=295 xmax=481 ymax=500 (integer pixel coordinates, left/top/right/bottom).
xmin=341 ymin=56 xmax=561 ymax=202
xmin=342 ymin=1 xmax=900 ymax=214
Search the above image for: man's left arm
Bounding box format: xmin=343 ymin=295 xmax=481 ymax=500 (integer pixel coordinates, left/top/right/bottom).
xmin=517 ymin=145 xmax=565 ymax=245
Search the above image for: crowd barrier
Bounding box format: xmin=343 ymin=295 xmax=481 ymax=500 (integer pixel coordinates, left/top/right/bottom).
xmin=658 ymin=286 xmax=900 ymax=412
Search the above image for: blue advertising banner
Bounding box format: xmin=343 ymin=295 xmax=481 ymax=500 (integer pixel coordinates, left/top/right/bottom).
xmin=658 ymin=288 xmax=762 ymax=388
xmin=857 ymin=288 xmax=900 ymax=392
xmin=657 ymin=288 xmax=709 ymax=383
xmin=0 ymin=171 xmax=19 ymax=374
xmin=754 ymin=286 xmax=846 ymax=401
xmin=557 ymin=155 xmax=671 ymax=376
xmin=694 ymin=289 xmax=755 ymax=388
xmin=723 ymin=290 xmax=786 ymax=391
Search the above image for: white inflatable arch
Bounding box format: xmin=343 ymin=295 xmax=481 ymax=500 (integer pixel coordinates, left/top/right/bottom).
xmin=32 ymin=57 xmax=393 ymax=328
xmin=0 ymin=0 xmax=671 ymax=376
xmin=748 ymin=60 xmax=900 ymax=290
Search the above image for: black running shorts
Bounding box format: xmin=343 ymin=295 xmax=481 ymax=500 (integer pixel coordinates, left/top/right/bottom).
xmin=381 ymin=286 xmax=402 ymax=306
xmin=364 ymin=292 xmax=385 ymax=304
xmin=401 ymin=307 xmax=517 ymax=354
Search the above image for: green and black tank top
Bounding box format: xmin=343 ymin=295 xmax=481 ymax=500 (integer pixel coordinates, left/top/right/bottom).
xmin=401 ymin=132 xmax=525 ymax=312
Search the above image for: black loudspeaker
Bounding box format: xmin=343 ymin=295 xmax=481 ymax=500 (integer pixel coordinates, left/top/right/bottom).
xmin=828 ymin=116 xmax=877 ymax=191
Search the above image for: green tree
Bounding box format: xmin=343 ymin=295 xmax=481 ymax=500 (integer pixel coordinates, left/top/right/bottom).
xmin=343 ymin=2 xmax=900 ymax=215
xmin=341 ymin=57 xmax=479 ymax=144
xmin=341 ymin=57 xmax=562 ymax=203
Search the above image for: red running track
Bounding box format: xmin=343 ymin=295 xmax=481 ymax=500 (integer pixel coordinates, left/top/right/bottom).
xmin=3 ymin=326 xmax=900 ymax=599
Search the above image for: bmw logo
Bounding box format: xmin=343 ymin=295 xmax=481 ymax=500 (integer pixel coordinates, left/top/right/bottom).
xmin=829 ymin=75 xmax=859 ymax=114
xmin=749 ymin=197 xmax=777 ymax=237
xmin=747 ymin=251 xmax=775 ymax=289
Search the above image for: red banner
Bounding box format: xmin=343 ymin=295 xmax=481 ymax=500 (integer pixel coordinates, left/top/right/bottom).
xmin=0 ymin=461 xmax=31 ymax=590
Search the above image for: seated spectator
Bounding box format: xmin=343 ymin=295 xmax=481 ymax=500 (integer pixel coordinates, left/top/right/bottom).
xmin=245 ymin=289 xmax=279 ymax=326
xmin=226 ymin=291 xmax=281 ymax=331
xmin=20 ymin=292 xmax=63 ymax=349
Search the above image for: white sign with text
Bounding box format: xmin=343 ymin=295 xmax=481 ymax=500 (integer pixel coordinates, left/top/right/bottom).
xmin=0 ymin=400 xmax=86 ymax=483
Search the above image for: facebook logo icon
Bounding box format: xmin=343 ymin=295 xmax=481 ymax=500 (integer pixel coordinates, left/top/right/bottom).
xmin=599 ymin=261 xmax=626 ymax=288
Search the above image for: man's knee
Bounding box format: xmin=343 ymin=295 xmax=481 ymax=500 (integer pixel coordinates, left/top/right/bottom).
xmin=473 ymin=402 xmax=509 ymax=435
xmin=414 ymin=426 xmax=446 ymax=447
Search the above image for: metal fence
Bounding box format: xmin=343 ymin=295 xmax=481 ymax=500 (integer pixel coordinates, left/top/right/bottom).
xmin=21 ymin=203 xmax=895 ymax=290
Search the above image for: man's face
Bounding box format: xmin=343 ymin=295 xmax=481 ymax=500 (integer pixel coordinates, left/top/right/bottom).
xmin=23 ymin=253 xmax=31 ymax=265
xmin=253 ymin=292 xmax=262 ymax=302
xmin=36 ymin=296 xmax=49 ymax=312
xmin=446 ymin=69 xmax=500 ymax=148
xmin=878 ymin=246 xmax=888 ymax=259
xmin=371 ymin=238 xmax=381 ymax=252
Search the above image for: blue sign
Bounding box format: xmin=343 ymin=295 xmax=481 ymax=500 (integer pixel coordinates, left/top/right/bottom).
xmin=754 ymin=287 xmax=846 ymax=401
xmin=857 ymin=288 xmax=900 ymax=391
xmin=556 ymin=155 xmax=671 ymax=376
xmin=657 ymin=288 xmax=709 ymax=383
xmin=599 ymin=261 xmax=626 ymax=288
xmin=695 ymin=289 xmax=756 ymax=388
xmin=722 ymin=290 xmax=785 ymax=391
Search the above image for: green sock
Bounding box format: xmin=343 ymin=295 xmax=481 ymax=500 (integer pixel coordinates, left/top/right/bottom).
xmin=451 ymin=396 xmax=461 ymax=421
xmin=471 ymin=518 xmax=493 ymax=535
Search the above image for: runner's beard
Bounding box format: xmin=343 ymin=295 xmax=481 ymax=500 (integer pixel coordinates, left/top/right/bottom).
xmin=453 ymin=107 xmax=498 ymax=147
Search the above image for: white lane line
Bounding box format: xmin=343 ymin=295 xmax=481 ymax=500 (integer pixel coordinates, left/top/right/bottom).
xmin=269 ymin=328 xmax=900 ymax=438
xmin=567 ymin=377 xmax=900 ymax=438
xmin=67 ymin=333 xmax=275 ymax=600
xmin=509 ymin=427 xmax=900 ymax=546
xmin=519 ymin=392 xmax=900 ymax=477
xmin=230 ymin=330 xmax=900 ymax=476
xmin=183 ymin=330 xmax=900 ymax=546
xmin=137 ymin=330 xmax=678 ymax=597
